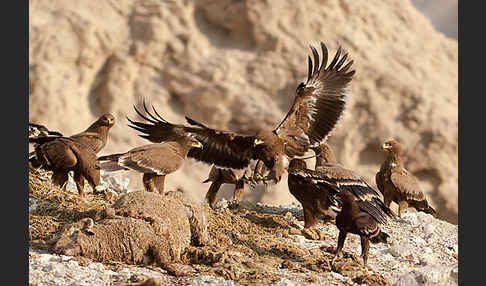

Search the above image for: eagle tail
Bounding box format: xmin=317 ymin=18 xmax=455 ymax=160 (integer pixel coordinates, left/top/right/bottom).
xmin=97 ymin=153 xmax=124 ymax=162
xmin=370 ymin=231 xmax=389 ymax=244
xmin=423 ymin=205 xmax=437 ymax=216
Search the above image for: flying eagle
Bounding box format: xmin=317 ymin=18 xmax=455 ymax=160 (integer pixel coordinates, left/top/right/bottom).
xmin=97 ymin=137 xmax=203 ymax=194
xmin=376 ymin=139 xmax=436 ymax=217
xmin=333 ymin=190 xmax=390 ymax=266
xmin=287 ymin=156 xmax=394 ymax=241
xmin=126 ymin=42 xmax=355 ymax=185
xmin=30 ymin=137 xmax=101 ymax=197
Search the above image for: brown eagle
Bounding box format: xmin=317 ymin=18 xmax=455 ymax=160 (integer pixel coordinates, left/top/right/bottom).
xmin=98 ymin=137 xmax=203 ymax=194
xmin=126 ymin=42 xmax=355 ymax=185
xmin=287 ymin=157 xmax=394 ymax=241
xmin=376 ymin=139 xmax=436 ymax=217
xmin=333 ymin=190 xmax=390 ymax=266
xmin=202 ymin=160 xmax=265 ymax=209
xmin=69 ymin=114 xmax=115 ymax=154
xmin=30 ymin=137 xmax=101 ymax=197
xmin=29 ymin=115 xmax=115 ymax=196
xmin=310 ymin=142 xmax=395 ymax=219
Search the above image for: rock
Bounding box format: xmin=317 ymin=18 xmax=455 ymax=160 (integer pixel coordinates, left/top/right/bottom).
xmin=29 ymin=0 xmax=458 ymax=224
xmin=393 ymin=273 xmax=421 ymax=286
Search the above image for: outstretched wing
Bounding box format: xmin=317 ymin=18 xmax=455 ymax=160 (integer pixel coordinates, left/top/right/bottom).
xmin=127 ymin=102 xmax=258 ymax=169
xmin=275 ymin=42 xmax=355 ymax=156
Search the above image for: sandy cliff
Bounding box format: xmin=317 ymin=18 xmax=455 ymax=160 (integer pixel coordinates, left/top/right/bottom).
xmin=29 ymin=0 xmax=458 ymax=223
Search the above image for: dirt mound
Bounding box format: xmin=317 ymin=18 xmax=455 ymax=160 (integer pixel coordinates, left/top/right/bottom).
xmin=29 ymin=171 xmax=390 ymax=285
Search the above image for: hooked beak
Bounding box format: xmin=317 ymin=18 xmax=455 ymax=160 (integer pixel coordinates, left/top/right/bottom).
xmin=254 ymin=138 xmax=264 ymax=146
xmin=192 ymin=141 xmax=203 ymax=149
xmin=381 ymin=143 xmax=391 ymax=150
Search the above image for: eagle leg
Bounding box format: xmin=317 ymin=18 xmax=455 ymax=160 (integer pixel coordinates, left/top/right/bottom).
xmin=52 ymin=170 xmax=69 ymax=190
xmin=142 ymin=173 xmax=158 ymax=193
xmin=360 ymin=236 xmax=370 ymax=266
xmin=153 ymin=175 xmax=166 ymax=194
xmin=205 ymin=179 xmax=223 ymax=209
xmin=73 ymin=172 xmax=86 ymax=197
xmin=332 ymin=231 xmax=347 ymax=266
xmin=398 ymin=200 xmax=409 ymax=218
xmin=232 ymin=179 xmax=245 ymax=205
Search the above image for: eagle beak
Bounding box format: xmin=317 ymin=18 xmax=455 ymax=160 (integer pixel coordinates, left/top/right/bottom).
xmin=192 ymin=141 xmax=203 ymax=149
xmin=382 ymin=143 xmax=390 ymax=150
xmin=254 ymin=138 xmax=265 ymax=146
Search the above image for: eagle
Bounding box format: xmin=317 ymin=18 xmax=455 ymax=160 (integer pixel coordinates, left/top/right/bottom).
xmin=287 ymin=157 xmax=394 ymax=241
xmin=29 ymin=122 xmax=64 ymax=167
xmin=375 ymin=138 xmax=436 ymax=217
xmin=310 ymin=142 xmax=395 ymax=219
xmin=28 ymin=114 xmax=116 ymax=196
xmin=126 ymin=42 xmax=355 ymax=185
xmin=333 ymin=190 xmax=390 ymax=266
xmin=29 ymin=114 xmax=115 ymax=154
xmin=202 ymin=160 xmax=265 ymax=209
xmin=30 ymin=137 xmax=101 ymax=197
xmin=69 ymin=114 xmax=115 ymax=154
xmin=97 ymin=137 xmax=203 ymax=194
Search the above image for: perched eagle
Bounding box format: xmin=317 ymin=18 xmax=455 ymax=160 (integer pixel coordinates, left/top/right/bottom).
xmin=28 ymin=122 xmax=64 ymax=165
xmin=98 ymin=137 xmax=203 ymax=194
xmin=29 ymin=115 xmax=115 ymax=196
xmin=28 ymin=114 xmax=115 ymax=154
xmin=30 ymin=137 xmax=101 ymax=197
xmin=69 ymin=114 xmax=115 ymax=154
xmin=310 ymin=142 xmax=395 ymax=219
xmin=375 ymin=139 xmax=436 ymax=217
xmin=333 ymin=190 xmax=390 ymax=266
xmin=126 ymin=42 xmax=355 ymax=185
xmin=287 ymin=157 xmax=394 ymax=241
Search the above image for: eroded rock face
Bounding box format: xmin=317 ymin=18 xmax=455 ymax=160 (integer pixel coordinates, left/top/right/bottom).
xmin=51 ymin=191 xmax=209 ymax=265
xmin=29 ymin=0 xmax=457 ymax=223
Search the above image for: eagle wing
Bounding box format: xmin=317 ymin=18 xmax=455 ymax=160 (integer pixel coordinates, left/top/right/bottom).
xmin=274 ymin=42 xmax=355 ymax=157
xmin=375 ymin=168 xmax=386 ymax=196
xmin=127 ymin=102 xmax=258 ymax=169
xmin=69 ymin=132 xmax=105 ymax=153
xmin=390 ymin=168 xmax=426 ymax=202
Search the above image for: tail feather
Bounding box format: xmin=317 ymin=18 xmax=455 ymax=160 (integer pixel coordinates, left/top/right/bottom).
xmin=98 ymin=161 xmax=126 ymax=172
xmin=97 ymin=153 xmax=124 ymax=161
xmin=370 ymin=231 xmax=389 ymax=244
xmin=423 ymin=205 xmax=436 ymax=216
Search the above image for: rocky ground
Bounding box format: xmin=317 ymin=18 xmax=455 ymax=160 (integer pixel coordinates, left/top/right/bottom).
xmin=29 ymin=170 xmax=458 ymax=286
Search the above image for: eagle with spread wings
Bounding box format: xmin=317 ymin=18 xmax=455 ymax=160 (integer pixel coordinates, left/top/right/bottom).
xmin=127 ymin=42 xmax=355 ymax=184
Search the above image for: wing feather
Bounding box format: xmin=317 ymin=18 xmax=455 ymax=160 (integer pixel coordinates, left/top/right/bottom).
xmin=127 ymin=102 xmax=257 ymax=169
xmin=275 ymin=42 xmax=355 ymax=157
